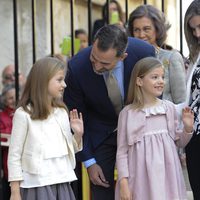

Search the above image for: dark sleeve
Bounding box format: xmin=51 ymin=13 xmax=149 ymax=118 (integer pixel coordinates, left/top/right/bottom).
xmin=63 ymin=62 xmax=93 ymax=161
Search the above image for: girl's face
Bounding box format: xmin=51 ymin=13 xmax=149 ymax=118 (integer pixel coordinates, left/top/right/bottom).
xmin=5 ymin=88 xmax=16 ymax=109
xmin=132 ymin=16 xmax=157 ymax=46
xmin=77 ymin=33 xmax=88 ymax=50
xmin=189 ymin=15 xmax=200 ymax=44
xmin=48 ymin=69 xmax=66 ymax=100
xmin=137 ymin=66 xmax=164 ymax=99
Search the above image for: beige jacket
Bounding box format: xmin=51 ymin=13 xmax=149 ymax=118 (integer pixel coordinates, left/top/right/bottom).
xmin=8 ymin=107 xmax=82 ymax=182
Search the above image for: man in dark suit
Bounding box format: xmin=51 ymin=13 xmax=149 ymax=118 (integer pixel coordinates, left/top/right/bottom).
xmin=64 ymin=25 xmax=155 ymax=200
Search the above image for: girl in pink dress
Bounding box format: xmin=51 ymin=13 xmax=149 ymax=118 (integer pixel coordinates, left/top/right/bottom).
xmin=115 ymin=57 xmax=194 ymax=200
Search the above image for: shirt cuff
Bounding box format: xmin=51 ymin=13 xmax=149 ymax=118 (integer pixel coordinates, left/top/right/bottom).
xmin=83 ymin=158 xmax=96 ymax=168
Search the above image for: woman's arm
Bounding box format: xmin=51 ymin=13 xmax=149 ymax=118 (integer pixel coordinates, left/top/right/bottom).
xmin=168 ymin=50 xmax=187 ymax=104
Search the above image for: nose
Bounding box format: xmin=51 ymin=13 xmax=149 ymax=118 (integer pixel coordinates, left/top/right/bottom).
xmin=62 ymin=81 xmax=67 ymax=88
xmin=194 ymin=28 xmax=200 ymax=38
xmin=159 ymin=77 xmax=165 ymax=84
xmin=138 ymin=30 xmax=146 ymax=39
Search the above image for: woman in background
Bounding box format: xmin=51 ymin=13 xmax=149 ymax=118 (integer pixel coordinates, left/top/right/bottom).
xmin=184 ymin=1 xmax=200 ymax=199
xmin=0 ymin=84 xmax=16 ymax=200
xmin=128 ymin=4 xmax=186 ymax=104
xmin=92 ymin=0 xmax=124 ymax=38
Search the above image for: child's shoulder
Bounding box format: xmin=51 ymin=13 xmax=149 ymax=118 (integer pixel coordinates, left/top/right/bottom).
xmin=120 ymin=104 xmax=140 ymax=117
xmin=15 ymin=106 xmax=27 ymax=114
xmin=162 ymin=99 xmax=175 ymax=107
xmin=54 ymin=107 xmax=68 ymax=116
xmin=13 ymin=106 xmax=30 ymax=120
xmin=121 ymin=104 xmax=134 ymax=113
xmin=162 ymin=100 xmax=177 ymax=114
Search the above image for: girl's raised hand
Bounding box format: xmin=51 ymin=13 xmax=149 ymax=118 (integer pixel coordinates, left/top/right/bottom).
xmin=70 ymin=109 xmax=84 ymax=136
xmin=182 ymin=107 xmax=194 ymax=133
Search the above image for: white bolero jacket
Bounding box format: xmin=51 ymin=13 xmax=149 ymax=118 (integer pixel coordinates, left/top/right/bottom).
xmin=8 ymin=107 xmax=82 ymax=182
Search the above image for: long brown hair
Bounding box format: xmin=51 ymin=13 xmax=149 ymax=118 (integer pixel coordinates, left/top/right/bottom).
xmin=184 ymin=0 xmax=200 ymax=62
xmin=126 ymin=57 xmax=163 ymax=110
xmin=18 ymin=57 xmax=67 ymax=120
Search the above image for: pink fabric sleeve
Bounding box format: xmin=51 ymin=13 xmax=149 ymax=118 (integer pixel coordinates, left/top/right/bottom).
xmin=116 ymin=109 xmax=129 ymax=181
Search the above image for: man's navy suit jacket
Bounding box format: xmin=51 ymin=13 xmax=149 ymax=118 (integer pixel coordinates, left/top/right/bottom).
xmin=64 ymin=37 xmax=155 ymax=161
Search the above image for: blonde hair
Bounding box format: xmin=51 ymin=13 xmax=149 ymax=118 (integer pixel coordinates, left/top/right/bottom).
xmin=18 ymin=57 xmax=67 ymax=120
xmin=126 ymin=57 xmax=163 ymax=109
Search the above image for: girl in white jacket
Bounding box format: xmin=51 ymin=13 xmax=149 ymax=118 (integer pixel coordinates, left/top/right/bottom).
xmin=8 ymin=57 xmax=83 ymax=200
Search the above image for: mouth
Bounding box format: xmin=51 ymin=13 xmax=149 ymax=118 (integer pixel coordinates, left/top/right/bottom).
xmin=155 ymin=86 xmax=164 ymax=91
xmin=92 ymin=67 xmax=105 ymax=75
xmin=59 ymin=90 xmax=64 ymax=94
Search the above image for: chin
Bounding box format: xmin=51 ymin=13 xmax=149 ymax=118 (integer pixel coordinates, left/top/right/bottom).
xmin=155 ymin=92 xmax=163 ymax=97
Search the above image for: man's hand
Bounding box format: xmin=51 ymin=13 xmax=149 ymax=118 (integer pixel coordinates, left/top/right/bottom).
xmin=87 ymin=163 xmax=110 ymax=188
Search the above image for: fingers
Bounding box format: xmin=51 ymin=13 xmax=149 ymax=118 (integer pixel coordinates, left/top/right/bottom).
xmin=93 ymin=177 xmax=110 ymax=188
xmin=70 ymin=109 xmax=82 ymax=119
xmin=182 ymin=107 xmax=193 ymax=113
xmin=70 ymin=109 xmax=78 ymax=119
xmin=182 ymin=107 xmax=194 ymax=117
xmin=88 ymin=164 xmax=110 ymax=188
xmin=79 ymin=112 xmax=83 ymax=120
xmin=99 ymin=169 xmax=109 ymax=184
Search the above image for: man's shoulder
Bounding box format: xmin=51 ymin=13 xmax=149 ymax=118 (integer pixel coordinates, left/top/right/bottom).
xmin=126 ymin=37 xmax=155 ymax=56
xmin=69 ymin=47 xmax=92 ymax=65
xmin=127 ymin=37 xmax=153 ymax=48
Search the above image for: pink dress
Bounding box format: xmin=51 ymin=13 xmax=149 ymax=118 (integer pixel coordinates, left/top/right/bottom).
xmin=115 ymin=101 xmax=191 ymax=200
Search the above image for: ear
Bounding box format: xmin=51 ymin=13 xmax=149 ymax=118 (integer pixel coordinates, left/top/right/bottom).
xmin=120 ymin=53 xmax=128 ymax=61
xmin=136 ymin=77 xmax=143 ymax=86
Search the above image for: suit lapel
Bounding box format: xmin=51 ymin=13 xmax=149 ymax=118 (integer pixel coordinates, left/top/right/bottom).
xmin=123 ymin=59 xmax=133 ymax=102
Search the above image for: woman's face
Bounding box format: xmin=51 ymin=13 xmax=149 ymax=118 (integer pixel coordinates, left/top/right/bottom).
xmin=189 ymin=15 xmax=200 ymax=44
xmin=5 ymin=88 xmax=16 ymax=109
xmin=132 ymin=16 xmax=157 ymax=46
xmin=109 ymin=2 xmax=118 ymax=13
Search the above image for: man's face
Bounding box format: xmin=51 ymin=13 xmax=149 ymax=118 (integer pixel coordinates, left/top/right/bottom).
xmin=90 ymin=40 xmax=125 ymax=74
xmin=2 ymin=65 xmax=15 ymax=85
xmin=2 ymin=65 xmax=26 ymax=87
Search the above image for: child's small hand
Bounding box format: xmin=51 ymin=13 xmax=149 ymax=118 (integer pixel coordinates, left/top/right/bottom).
xmin=120 ymin=178 xmax=133 ymax=200
xmin=70 ymin=109 xmax=84 ymax=136
xmin=182 ymin=107 xmax=194 ymax=133
xmin=10 ymin=192 xmax=21 ymax=200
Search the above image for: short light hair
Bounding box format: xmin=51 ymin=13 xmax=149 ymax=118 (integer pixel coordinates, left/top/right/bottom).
xmin=128 ymin=4 xmax=171 ymax=47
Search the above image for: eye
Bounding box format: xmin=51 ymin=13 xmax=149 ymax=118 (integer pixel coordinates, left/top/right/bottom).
xmin=143 ymin=27 xmax=152 ymax=32
xmin=133 ymin=28 xmax=140 ymax=33
xmin=152 ymin=75 xmax=158 ymax=79
xmin=57 ymin=77 xmax=63 ymax=82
